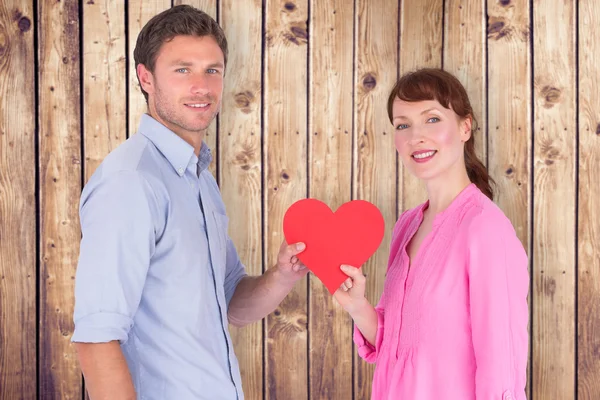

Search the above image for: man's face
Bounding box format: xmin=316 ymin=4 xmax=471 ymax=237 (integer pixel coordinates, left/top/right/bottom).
xmin=139 ymin=35 xmax=225 ymax=137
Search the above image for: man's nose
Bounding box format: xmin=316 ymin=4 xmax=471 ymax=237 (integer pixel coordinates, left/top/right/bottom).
xmin=190 ymin=74 xmax=210 ymax=95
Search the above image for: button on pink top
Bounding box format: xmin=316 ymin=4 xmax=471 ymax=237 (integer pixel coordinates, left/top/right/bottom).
xmin=354 ymin=184 xmax=529 ymax=400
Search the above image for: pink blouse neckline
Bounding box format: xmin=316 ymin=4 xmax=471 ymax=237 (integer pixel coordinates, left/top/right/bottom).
xmin=420 ymin=183 xmax=478 ymax=228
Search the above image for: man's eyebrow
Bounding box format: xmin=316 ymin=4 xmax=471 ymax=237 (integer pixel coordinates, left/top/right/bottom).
xmin=170 ymin=60 xmax=193 ymax=66
xmin=206 ymin=62 xmax=225 ymax=69
xmin=169 ymin=61 xmax=224 ymax=69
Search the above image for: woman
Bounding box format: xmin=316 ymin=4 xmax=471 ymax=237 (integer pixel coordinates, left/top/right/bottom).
xmin=334 ymin=68 xmax=529 ymax=400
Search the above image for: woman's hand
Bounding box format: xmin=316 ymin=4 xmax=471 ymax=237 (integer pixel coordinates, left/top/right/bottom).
xmin=333 ymin=264 xmax=368 ymax=314
xmin=333 ymin=264 xmax=378 ymax=346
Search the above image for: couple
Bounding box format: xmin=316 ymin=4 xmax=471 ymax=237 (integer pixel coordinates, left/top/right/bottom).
xmin=72 ymin=5 xmax=529 ymax=400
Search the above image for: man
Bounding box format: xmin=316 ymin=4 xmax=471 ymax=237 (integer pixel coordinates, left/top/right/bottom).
xmin=72 ymin=5 xmax=306 ymax=400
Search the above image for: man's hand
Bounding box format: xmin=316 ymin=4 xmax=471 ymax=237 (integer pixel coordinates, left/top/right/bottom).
xmin=273 ymin=240 xmax=308 ymax=285
xmin=228 ymin=240 xmax=307 ymax=327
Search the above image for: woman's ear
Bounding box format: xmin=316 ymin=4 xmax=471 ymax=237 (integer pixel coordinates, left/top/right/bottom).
xmin=461 ymin=116 xmax=472 ymax=142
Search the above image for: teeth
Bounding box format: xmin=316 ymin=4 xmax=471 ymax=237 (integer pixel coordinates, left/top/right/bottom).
xmin=187 ymin=103 xmax=208 ymax=108
xmin=413 ymin=150 xmax=436 ymax=159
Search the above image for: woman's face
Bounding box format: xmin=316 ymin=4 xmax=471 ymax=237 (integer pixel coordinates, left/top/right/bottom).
xmin=392 ymin=98 xmax=471 ymax=182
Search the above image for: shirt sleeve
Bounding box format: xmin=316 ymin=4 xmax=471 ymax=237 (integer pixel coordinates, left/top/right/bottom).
xmin=223 ymin=236 xmax=248 ymax=306
xmin=353 ymin=291 xmax=386 ymax=363
xmin=72 ymin=170 xmax=156 ymax=344
xmin=467 ymin=212 xmax=529 ymax=400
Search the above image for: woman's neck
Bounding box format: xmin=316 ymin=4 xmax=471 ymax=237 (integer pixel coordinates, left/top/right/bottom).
xmin=424 ymin=168 xmax=472 ymax=215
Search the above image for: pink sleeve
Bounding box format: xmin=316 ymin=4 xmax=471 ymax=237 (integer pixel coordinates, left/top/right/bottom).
xmin=353 ymin=291 xmax=385 ymax=363
xmin=468 ymin=212 xmax=529 ymax=400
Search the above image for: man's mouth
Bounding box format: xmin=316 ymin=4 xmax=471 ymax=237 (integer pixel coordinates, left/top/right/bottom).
xmin=185 ymin=103 xmax=209 ymax=108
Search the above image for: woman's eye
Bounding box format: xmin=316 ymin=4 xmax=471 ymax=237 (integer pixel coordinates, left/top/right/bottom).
xmin=427 ymin=117 xmax=440 ymax=123
xmin=395 ymin=124 xmax=409 ymax=130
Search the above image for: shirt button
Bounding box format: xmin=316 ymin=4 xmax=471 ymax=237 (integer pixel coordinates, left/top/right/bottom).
xmin=177 ymin=167 xmax=184 ymax=174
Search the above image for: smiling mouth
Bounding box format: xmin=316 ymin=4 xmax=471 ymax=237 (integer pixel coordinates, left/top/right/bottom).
xmin=185 ymin=103 xmax=209 ymax=108
xmin=412 ymin=150 xmax=437 ymax=159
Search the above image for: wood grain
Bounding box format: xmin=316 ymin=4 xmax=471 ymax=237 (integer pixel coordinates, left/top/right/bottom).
xmin=1 ymin=1 xmax=599 ymax=398
xmin=577 ymin=0 xmax=600 ymax=398
xmin=353 ymin=0 xmax=399 ymax=398
xmin=398 ymin=0 xmax=443 ymax=212
xmin=264 ymin=1 xmax=309 ymax=399
xmin=0 ymin=1 xmax=36 ymax=398
xmin=532 ymin=1 xmax=576 ymax=399
xmin=486 ymin=0 xmax=532 ymax=396
xmin=127 ymin=0 xmax=170 ymax=135
xmin=83 ymin=0 xmax=126 ymax=181
xmin=175 ymin=0 xmax=219 ymax=176
xmin=219 ymin=0 xmax=263 ymax=398
xmin=81 ymin=2 xmax=126 ymax=397
xmin=308 ymin=0 xmax=353 ymax=398
xmin=38 ymin=0 xmax=82 ymax=398
xmin=444 ymin=0 xmax=486 ymax=162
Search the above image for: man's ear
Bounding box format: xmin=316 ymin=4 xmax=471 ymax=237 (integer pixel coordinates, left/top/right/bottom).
xmin=137 ymin=64 xmax=154 ymax=95
xmin=461 ymin=116 xmax=472 ymax=142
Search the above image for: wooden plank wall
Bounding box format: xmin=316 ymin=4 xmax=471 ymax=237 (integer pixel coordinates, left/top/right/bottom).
xmin=0 ymin=1 xmax=599 ymax=399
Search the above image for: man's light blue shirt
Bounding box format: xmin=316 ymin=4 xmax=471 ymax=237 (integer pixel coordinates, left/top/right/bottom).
xmin=72 ymin=114 xmax=247 ymax=399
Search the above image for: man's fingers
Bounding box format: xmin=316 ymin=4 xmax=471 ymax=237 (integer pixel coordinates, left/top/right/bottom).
xmin=282 ymin=242 xmax=306 ymax=258
xmin=292 ymin=263 xmax=307 ymax=272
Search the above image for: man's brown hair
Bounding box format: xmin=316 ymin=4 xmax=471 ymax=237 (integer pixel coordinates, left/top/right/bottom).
xmin=133 ymin=5 xmax=228 ymax=102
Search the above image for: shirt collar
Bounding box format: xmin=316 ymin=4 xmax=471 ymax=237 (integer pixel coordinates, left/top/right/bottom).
xmin=137 ymin=114 xmax=212 ymax=177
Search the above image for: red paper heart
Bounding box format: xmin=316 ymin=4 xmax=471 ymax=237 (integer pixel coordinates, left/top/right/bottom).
xmin=283 ymin=199 xmax=385 ymax=294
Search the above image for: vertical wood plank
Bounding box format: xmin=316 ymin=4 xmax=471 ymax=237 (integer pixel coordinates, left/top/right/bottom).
xmin=38 ymin=0 xmax=82 ymax=398
xmin=398 ymin=0 xmax=443 ymax=211
xmin=444 ymin=0 xmax=486 ymax=162
xmin=0 ymin=1 xmax=36 ymax=398
xmin=353 ymin=1 xmax=398 ymax=398
xmin=174 ymin=0 xmax=219 ymax=177
xmin=308 ymin=0 xmax=353 ymax=398
xmin=127 ymin=0 xmax=170 ymax=135
xmin=82 ymin=2 xmax=126 ymax=397
xmin=174 ymin=0 xmax=216 ymax=15
xmin=578 ymin=0 xmax=600 ymax=398
xmin=486 ymin=1 xmax=532 ymax=396
xmin=264 ymin=0 xmax=308 ymax=398
xmin=219 ymin=0 xmax=263 ymax=398
xmin=83 ymin=1 xmax=126 ymax=182
xmin=532 ymin=1 xmax=576 ymax=399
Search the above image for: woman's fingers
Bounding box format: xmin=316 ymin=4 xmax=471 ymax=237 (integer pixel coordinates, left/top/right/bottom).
xmin=339 ymin=277 xmax=356 ymax=293
xmin=340 ymin=265 xmax=365 ymax=284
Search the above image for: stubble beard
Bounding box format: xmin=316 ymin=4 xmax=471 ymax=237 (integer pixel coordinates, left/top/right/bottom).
xmin=153 ymin=85 xmax=220 ymax=134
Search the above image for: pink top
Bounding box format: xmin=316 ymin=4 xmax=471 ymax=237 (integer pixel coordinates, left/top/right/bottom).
xmin=354 ymin=184 xmax=529 ymax=400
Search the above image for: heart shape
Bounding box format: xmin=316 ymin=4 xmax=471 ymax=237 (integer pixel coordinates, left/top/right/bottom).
xmin=283 ymin=199 xmax=385 ymax=294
